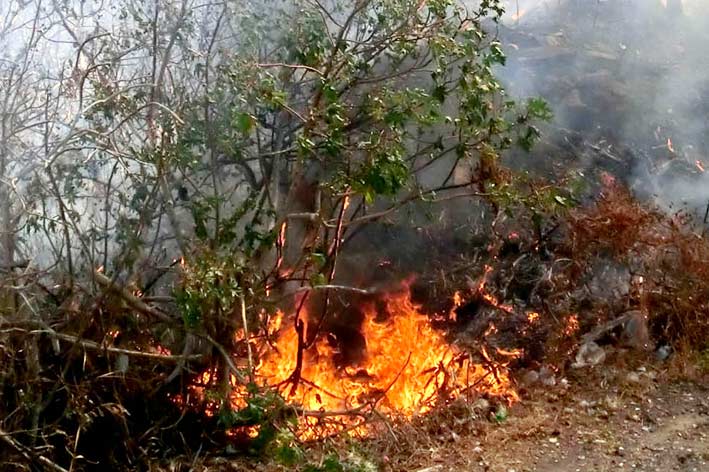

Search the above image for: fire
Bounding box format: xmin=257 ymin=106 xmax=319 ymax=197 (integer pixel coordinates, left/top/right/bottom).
xmin=667 ymin=138 xmax=675 ymax=153
xmin=527 ymin=311 xmax=540 ymax=323
xmin=218 ymin=287 xmax=518 ymax=438
xmin=449 ymin=290 xmax=463 ymax=321
xmin=564 ymin=314 xmax=579 ymax=336
xmin=484 ymin=322 xmax=498 ymax=337
xmin=153 ymin=343 xmax=172 ymax=356
xmin=695 ymin=160 xmax=705 ymax=172
xmin=477 ymin=265 xmax=514 ymax=314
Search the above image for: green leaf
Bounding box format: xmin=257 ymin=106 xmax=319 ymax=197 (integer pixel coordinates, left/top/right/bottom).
xmin=527 ymin=97 xmax=553 ymax=121
xmin=232 ymin=112 xmax=255 ymax=135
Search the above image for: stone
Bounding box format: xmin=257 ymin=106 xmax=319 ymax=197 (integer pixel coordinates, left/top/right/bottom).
xmin=522 ymin=369 xmax=540 ymax=386
xmin=620 ymin=311 xmax=651 ymax=350
xmin=573 ymin=341 xmax=606 ymax=368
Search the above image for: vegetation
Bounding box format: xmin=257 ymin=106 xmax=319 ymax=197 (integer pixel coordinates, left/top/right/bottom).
xmin=1 ymin=0 xmax=706 ymax=470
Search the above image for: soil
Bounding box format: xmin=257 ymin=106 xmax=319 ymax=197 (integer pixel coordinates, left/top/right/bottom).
xmin=385 ymin=365 xmax=709 ymax=472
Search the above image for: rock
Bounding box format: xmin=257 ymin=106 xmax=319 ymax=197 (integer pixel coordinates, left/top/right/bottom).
xmin=572 ymin=341 xmax=606 ymax=368
xmin=539 ymin=366 xmax=557 ymax=386
xmin=521 ymin=369 xmax=540 ymax=386
xmin=620 ymin=311 xmax=651 ymax=350
xmin=655 ymin=344 xmax=672 ymax=361
xmin=472 ymin=398 xmax=490 ymax=412
xmin=626 ymin=372 xmax=641 ymax=383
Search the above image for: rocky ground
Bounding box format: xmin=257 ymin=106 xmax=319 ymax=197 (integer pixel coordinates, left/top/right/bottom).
xmin=392 ymin=363 xmax=708 ymax=472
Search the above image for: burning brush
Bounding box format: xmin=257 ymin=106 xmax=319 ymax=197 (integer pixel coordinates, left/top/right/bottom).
xmin=190 ymin=283 xmax=519 ymax=440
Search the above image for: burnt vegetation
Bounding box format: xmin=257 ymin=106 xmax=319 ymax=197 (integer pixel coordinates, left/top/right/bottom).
xmin=1 ymin=0 xmax=708 ymax=470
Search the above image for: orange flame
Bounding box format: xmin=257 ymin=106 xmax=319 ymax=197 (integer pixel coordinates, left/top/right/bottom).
xmin=696 ymin=160 xmax=705 ymax=173
xmin=477 ymin=265 xmax=514 ymax=314
xmin=449 ymin=291 xmax=463 ymax=321
xmin=667 ymin=138 xmax=675 ymax=153
xmin=206 ymin=286 xmax=518 ymax=439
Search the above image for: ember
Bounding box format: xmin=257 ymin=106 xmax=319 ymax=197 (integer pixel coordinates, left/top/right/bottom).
xmin=564 ymin=314 xmax=580 ymax=336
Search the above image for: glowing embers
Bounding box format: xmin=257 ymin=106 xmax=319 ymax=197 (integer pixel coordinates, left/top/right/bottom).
xmin=225 ymin=287 xmax=518 ymax=439
xmin=476 ymin=265 xmax=515 ymax=314
xmin=564 ymin=314 xmax=580 ymax=336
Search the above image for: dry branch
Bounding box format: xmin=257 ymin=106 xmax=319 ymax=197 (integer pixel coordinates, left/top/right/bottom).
xmin=0 ymin=427 xmax=69 ymax=472
xmin=92 ymin=271 xmax=172 ymax=323
xmin=49 ymin=331 xmax=203 ymax=363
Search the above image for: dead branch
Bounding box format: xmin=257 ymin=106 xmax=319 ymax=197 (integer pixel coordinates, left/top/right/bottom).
xmin=296 ymin=284 xmax=375 ymax=295
xmin=203 ymin=334 xmax=248 ymax=384
xmin=0 ymin=427 xmax=69 ymax=472
xmin=92 ymin=272 xmax=172 ymax=323
xmin=287 ymin=316 xmax=307 ymax=396
xmin=48 ymin=331 xmax=203 ymax=363
xmin=581 ymin=311 xmax=636 ymax=344
xmin=239 ymin=295 xmax=255 ymax=383
xmin=0 ymin=259 xmax=29 ymax=272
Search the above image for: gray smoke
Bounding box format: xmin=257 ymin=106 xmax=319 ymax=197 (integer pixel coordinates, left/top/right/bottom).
xmin=496 ymin=0 xmax=709 ymax=219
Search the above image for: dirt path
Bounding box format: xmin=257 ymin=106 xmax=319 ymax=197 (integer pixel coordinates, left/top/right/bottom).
xmin=400 ymin=368 xmax=708 ymax=472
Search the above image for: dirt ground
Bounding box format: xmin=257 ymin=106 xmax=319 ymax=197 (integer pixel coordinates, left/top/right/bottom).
xmin=203 ymin=355 xmax=707 ymax=472
xmin=386 ymin=364 xmax=709 ymax=472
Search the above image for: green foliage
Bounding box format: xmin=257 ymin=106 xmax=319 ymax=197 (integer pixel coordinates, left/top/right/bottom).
xmin=173 ymin=252 xmax=256 ymax=330
xmin=491 ymin=404 xmax=508 ymax=423
xmin=699 ymin=348 xmax=709 ymax=373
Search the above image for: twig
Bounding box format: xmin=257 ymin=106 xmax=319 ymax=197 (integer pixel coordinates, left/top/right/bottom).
xmin=257 ymin=62 xmax=324 ymax=76
xmin=295 ymin=284 xmax=375 ymax=295
xmin=306 ymin=194 xmax=350 ymax=348
xmin=288 ymin=316 xmax=307 ymax=396
xmin=239 ymin=295 xmax=254 ymax=384
xmin=92 ymin=272 xmax=172 ymax=323
xmin=0 ymin=427 xmax=69 ymax=472
xmin=204 ymin=334 xmax=247 ymax=384
xmin=46 ymin=331 xmax=202 ymax=363
xmin=0 ymin=259 xmax=29 ymax=272
xmin=269 ymin=284 xmax=376 ymax=305
xmin=581 ymin=312 xmax=636 ymax=344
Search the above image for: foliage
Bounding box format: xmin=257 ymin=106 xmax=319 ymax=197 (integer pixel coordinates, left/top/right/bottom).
xmin=0 ymin=0 xmax=559 ymax=469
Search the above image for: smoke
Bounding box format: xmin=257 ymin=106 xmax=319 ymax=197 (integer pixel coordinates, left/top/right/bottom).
xmin=496 ymin=0 xmax=709 ymax=218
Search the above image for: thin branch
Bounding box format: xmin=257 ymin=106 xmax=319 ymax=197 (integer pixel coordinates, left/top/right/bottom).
xmin=46 ymin=331 xmax=203 ymax=363
xmin=0 ymin=427 xmax=70 ymax=472
xmin=93 ymin=271 xmax=173 ymax=323
xmin=257 ymin=62 xmax=324 ymax=76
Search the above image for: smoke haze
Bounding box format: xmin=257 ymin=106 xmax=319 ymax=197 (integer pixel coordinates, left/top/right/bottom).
xmin=497 ymin=0 xmax=709 ymax=218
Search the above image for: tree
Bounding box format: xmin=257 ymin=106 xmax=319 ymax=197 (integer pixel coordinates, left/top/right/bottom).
xmin=0 ymin=0 xmax=552 ymax=466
